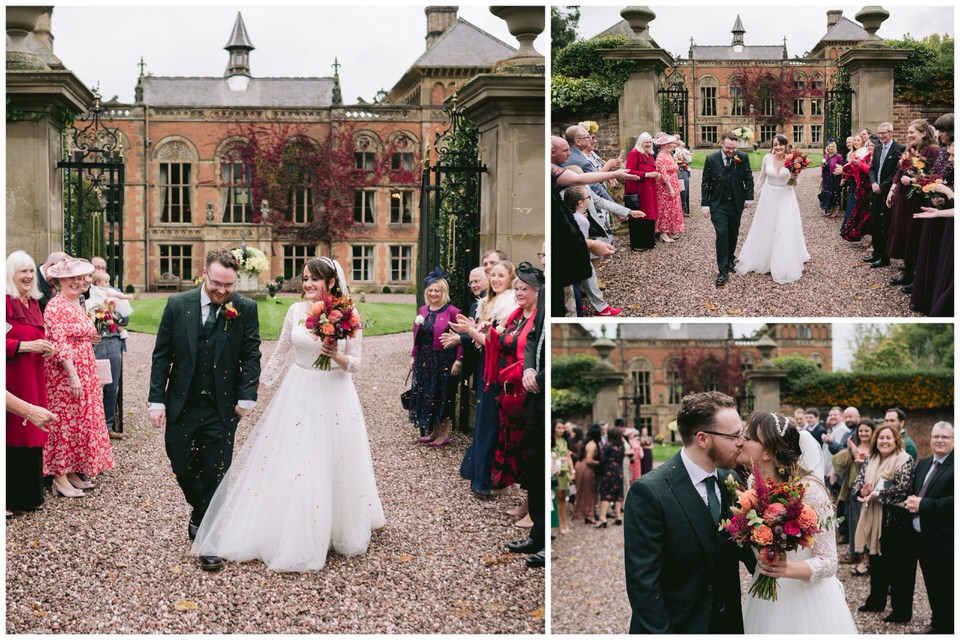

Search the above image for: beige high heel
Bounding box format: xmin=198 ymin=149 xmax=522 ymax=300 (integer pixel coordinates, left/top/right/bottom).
xmin=66 ymin=472 xmax=94 ymax=490
xmin=52 ymin=477 xmax=84 ymax=498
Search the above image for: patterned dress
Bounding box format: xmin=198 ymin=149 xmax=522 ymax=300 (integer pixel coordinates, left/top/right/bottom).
xmin=654 ymin=151 xmax=684 ymax=234
xmin=42 ymin=294 xmax=115 ymax=476
xmin=490 ymin=310 xmax=532 ymax=490
xmin=408 ymin=304 xmax=459 ymax=430
xmin=840 ymin=152 xmax=874 ymax=241
xmin=598 ymin=441 xmax=625 ymax=502
xmin=819 ymin=153 xmax=845 ymax=213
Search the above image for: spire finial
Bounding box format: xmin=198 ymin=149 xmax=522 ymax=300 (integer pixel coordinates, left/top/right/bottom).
xmin=137 ymin=56 xmax=146 ymax=77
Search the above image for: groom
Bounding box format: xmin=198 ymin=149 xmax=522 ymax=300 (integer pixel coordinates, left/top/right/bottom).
xmin=701 ymin=132 xmax=755 ymax=287
xmin=623 ymin=391 xmax=755 ymax=633
xmin=148 ymin=248 xmax=261 ymax=571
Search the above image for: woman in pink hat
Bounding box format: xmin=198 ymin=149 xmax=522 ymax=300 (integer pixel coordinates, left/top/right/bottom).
xmin=653 ymin=132 xmax=685 ymax=242
xmin=42 ymin=257 xmax=115 ymax=498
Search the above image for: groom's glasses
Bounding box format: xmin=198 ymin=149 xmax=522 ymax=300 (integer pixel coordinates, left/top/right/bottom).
xmin=700 ymin=428 xmax=746 ymax=440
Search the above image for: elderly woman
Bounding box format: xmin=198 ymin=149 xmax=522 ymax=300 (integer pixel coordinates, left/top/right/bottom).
xmin=6 ymin=251 xmax=56 ymax=514
xmin=832 ymin=417 xmax=876 ymax=576
xmin=408 ymin=269 xmax=463 ymax=445
xmin=653 ymin=132 xmax=684 ymax=242
xmin=42 ymin=257 xmax=115 ymax=497
xmin=624 ymin=132 xmax=660 ymax=250
xmin=819 ymin=140 xmax=845 ymax=218
xmin=850 ymin=423 xmax=916 ymax=622
xmin=453 ymin=260 xmax=518 ymax=496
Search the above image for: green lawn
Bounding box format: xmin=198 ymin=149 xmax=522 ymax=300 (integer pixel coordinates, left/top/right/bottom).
xmin=125 ymin=296 xmax=416 ymax=340
xmin=652 ymin=443 xmax=682 ymax=464
xmin=690 ymin=149 xmax=824 ymax=171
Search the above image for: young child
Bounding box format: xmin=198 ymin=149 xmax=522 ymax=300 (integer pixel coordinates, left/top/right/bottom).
xmin=92 ymin=270 xmax=134 ymax=301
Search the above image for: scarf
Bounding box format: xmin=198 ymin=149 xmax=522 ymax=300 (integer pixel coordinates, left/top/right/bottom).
xmin=854 ymin=450 xmax=911 ymax=555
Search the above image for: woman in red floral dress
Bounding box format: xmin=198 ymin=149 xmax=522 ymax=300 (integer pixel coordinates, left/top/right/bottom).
xmin=42 ymin=258 xmax=114 ymax=497
xmin=654 ymin=133 xmax=684 ymax=242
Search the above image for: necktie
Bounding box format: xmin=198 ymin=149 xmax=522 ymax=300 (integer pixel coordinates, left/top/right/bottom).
xmin=724 ymin=156 xmax=730 ymax=168
xmin=704 ymin=475 xmax=721 ymax=524
xmin=917 ymin=460 xmax=941 ymax=498
xmin=203 ymin=302 xmax=219 ymax=335
xmin=879 ymin=143 xmax=890 ymax=172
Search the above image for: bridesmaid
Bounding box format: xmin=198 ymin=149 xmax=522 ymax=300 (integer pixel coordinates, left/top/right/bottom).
xmin=639 ymin=426 xmax=654 ymax=476
xmin=572 ymin=423 xmax=602 ymax=524
xmin=653 ymin=133 xmax=685 ymax=242
xmin=624 ymin=132 xmax=660 ymax=250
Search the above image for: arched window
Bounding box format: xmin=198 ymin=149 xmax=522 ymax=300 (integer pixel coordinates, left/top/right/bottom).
xmin=217 ymin=139 xmax=253 ymax=224
xmin=729 ymin=76 xmax=746 ymax=116
xmin=155 ymin=138 xmax=197 ymax=224
xmin=811 ymin=72 xmax=825 ymax=92
xmin=809 ymin=352 xmax=825 ymax=369
xmin=354 ymin=131 xmax=382 ymax=171
xmin=759 ymin=75 xmax=777 ymax=117
xmin=282 ymin=137 xmax=319 ymax=224
xmin=699 ymin=76 xmax=718 ymax=117
xmin=665 ymin=358 xmax=684 ymax=405
xmin=792 ymin=71 xmax=806 ymax=92
xmin=629 ymin=358 xmax=654 ymax=406
xmin=430 ymin=82 xmax=445 ymax=106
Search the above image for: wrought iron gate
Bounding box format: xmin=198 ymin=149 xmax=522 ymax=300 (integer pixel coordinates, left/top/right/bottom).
xmin=658 ymin=81 xmax=689 ymax=145
xmin=825 ymin=85 xmax=854 ymax=156
xmin=57 ymin=89 xmax=126 ymax=431
xmin=419 ymin=100 xmax=487 ymax=430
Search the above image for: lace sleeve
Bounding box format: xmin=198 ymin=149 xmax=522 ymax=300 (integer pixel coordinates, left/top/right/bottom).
xmin=758 ymin=154 xmax=769 ymax=189
xmin=337 ymin=329 xmax=362 ymax=374
xmin=877 ymin=457 xmax=915 ymax=505
xmin=801 ymin=478 xmax=839 ymax=582
xmin=259 ymin=304 xmax=297 ymax=387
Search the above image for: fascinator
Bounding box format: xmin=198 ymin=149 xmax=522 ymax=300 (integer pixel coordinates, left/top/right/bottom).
xmin=516 ymin=262 xmax=544 ymax=287
xmin=424 ymin=267 xmax=448 ymax=285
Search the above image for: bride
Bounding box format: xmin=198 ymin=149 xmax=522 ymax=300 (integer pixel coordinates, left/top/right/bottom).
xmin=735 ymin=135 xmax=811 ymax=284
xmin=192 ymin=257 xmax=385 ymax=571
xmin=738 ymin=412 xmax=858 ymax=634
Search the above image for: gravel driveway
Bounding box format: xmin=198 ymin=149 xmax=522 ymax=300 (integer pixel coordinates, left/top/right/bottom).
xmin=597 ymin=168 xmax=923 ymax=317
xmin=551 ymin=497 xmax=932 ymax=634
xmin=6 ymin=331 xmax=545 ymax=634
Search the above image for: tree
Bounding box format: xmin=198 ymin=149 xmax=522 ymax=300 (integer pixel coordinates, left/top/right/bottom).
xmin=551 ymin=6 xmax=581 ymax=59
xmin=552 ymin=35 xmax=648 ymax=114
xmin=551 ymin=353 xmax=603 ymax=417
xmin=849 ymin=324 xmax=952 ymax=371
xmin=885 ymin=34 xmax=954 ymax=106
xmin=672 ymin=347 xmax=744 ymax=397
xmin=730 ymin=66 xmax=803 ymax=129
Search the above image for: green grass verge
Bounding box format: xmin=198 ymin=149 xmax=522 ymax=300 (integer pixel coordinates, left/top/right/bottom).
xmin=125 ymin=296 xmax=416 ymax=340
xmin=652 ymin=443 xmax=682 ymax=464
xmin=690 ymin=149 xmax=824 ymax=171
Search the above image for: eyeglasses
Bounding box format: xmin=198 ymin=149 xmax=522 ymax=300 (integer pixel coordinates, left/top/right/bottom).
xmin=931 ymin=435 xmax=954 ymax=440
xmin=700 ymin=428 xmax=746 ymax=440
xmin=207 ymin=278 xmax=236 ymax=291
xmin=575 ymin=136 xmax=590 ymax=141
xmin=536 ymin=252 xmax=546 ymax=259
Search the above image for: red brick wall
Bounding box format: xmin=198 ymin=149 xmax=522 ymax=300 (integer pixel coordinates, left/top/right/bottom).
xmin=892 ymin=98 xmax=951 ymax=137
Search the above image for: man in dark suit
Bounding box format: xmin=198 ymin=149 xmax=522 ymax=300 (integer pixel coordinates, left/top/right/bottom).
xmin=803 ymin=407 xmax=827 ymax=445
xmin=701 ymin=132 xmax=755 ymax=287
xmin=866 ymin=123 xmax=905 ymax=268
xmin=904 ymin=421 xmax=954 ymax=633
xmin=148 ymin=248 xmax=261 ymax=571
xmin=624 ymin=391 xmax=755 ymax=633
xmin=37 ymin=250 xmax=67 ymax=313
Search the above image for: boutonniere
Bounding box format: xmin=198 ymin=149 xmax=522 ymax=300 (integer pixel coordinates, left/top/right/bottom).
xmin=732 ymin=155 xmax=742 ymax=165
xmin=414 ymin=314 xmax=425 ymax=326
xmin=223 ymin=301 xmax=239 ymax=331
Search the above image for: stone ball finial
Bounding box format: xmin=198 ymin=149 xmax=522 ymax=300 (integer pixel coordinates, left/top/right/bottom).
xmin=855 ymin=6 xmax=890 ymax=37
xmin=6 ymin=5 xmax=49 ymax=70
xmin=620 ymin=6 xmax=656 ymax=37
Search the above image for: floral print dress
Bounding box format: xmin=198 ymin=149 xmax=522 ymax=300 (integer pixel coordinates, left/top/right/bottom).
xmin=654 ymin=151 xmax=684 ymax=234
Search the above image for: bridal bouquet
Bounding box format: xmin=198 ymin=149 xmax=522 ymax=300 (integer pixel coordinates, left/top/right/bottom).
xmin=783 ymin=151 xmax=810 ymax=186
xmin=898 ymin=151 xmax=926 ymax=177
xmin=89 ymin=299 xmax=122 ymax=334
xmin=720 ymin=464 xmax=823 ymax=601
xmin=302 ymin=294 xmax=362 ymax=370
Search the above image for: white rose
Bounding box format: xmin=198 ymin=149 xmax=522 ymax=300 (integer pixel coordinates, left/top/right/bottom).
xmin=414 ymin=314 xmax=425 ymax=326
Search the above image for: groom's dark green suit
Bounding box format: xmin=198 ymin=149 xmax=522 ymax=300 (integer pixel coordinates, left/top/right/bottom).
xmin=149 ymin=286 xmax=261 ymax=524
xmin=624 ymin=452 xmax=752 ymax=634
xmin=701 ymin=149 xmax=755 ymax=275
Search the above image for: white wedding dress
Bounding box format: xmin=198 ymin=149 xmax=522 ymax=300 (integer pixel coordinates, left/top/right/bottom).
xmin=742 ymin=431 xmax=858 ymax=634
xmin=192 ymin=301 xmax=385 ymax=571
xmin=735 ymin=154 xmax=810 ymax=284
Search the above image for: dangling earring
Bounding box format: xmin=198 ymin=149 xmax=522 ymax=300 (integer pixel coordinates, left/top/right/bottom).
xmin=777 ymin=466 xmax=786 ymax=477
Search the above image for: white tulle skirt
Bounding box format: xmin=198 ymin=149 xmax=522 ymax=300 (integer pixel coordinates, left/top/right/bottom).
xmin=735 ymin=183 xmax=811 ymax=284
xmin=192 ymin=363 xmax=385 ymax=572
xmin=743 ymin=570 xmax=858 ymax=634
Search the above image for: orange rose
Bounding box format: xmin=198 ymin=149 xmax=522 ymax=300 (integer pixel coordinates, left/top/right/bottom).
xmin=751 ymin=525 xmax=774 ymax=545
xmin=321 ymin=323 xmax=336 ymax=336
xmin=737 ymin=488 xmax=758 ymax=514
xmin=797 ymin=504 xmax=818 ymax=529
xmin=311 ymin=301 xmax=325 ymax=315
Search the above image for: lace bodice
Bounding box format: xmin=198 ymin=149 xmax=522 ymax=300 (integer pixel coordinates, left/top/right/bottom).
xmin=260 ymin=302 xmax=361 ymax=386
xmin=759 ymin=154 xmax=793 ymax=188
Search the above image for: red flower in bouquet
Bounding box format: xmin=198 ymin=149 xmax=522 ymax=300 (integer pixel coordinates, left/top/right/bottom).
xmin=782 ymin=151 xmax=810 ymax=186
xmin=301 ymin=294 xmax=362 ymax=370
xmin=899 ymin=151 xmax=926 ymax=176
xmin=908 ymin=173 xmax=943 ymax=199
xmin=720 ymin=464 xmax=825 ymax=601
xmin=89 ymin=299 xmax=122 ymax=334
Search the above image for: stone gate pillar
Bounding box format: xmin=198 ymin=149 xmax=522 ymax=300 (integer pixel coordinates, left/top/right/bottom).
xmin=837 ymin=7 xmax=910 ymax=135
xmin=745 ymin=334 xmax=787 ymax=413
xmin=457 ymin=7 xmax=545 ymax=265
xmin=585 ymin=328 xmax=627 ymax=425
xmin=598 ymin=7 xmax=673 ymax=150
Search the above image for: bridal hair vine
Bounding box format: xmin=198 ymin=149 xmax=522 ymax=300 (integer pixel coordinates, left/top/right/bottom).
xmin=772 ymin=413 xmax=788 ymax=437
xmin=319 ymin=256 xmax=336 ymax=270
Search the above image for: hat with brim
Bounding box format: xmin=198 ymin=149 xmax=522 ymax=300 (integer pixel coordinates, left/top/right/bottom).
xmin=653 ymin=133 xmax=677 ymax=146
xmin=516 ymin=262 xmax=544 ymax=287
xmin=46 ymin=257 xmax=94 ymax=279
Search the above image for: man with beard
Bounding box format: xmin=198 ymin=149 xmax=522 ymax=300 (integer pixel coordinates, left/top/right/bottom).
xmin=624 ymin=391 xmax=754 ymax=633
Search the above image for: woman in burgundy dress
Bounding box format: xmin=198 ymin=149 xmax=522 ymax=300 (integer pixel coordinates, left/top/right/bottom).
xmin=572 ymin=423 xmax=602 ymax=524
xmin=653 ymin=133 xmax=684 ymax=242
xmin=911 ymin=132 xmax=954 ymax=316
xmin=841 ymin=136 xmax=876 ymax=242
xmin=886 ymin=119 xmax=942 ymax=291
xmin=624 ymin=132 xmax=660 ymax=250
xmin=6 ymin=251 xmax=57 ymax=514
xmin=490 ymin=271 xmax=539 ymax=490
xmin=42 ymin=257 xmax=115 ymax=498
xmin=639 ymin=426 xmax=655 ymax=476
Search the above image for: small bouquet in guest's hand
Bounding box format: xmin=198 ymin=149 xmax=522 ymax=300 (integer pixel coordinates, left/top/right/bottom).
xmin=302 ymin=294 xmax=362 ymax=370
xmin=89 ymin=299 xmax=122 ymax=334
xmin=898 ymin=151 xmax=927 ymax=177
xmin=783 ymin=151 xmax=810 ymax=186
xmin=720 ymin=464 xmax=824 ymax=601
xmin=909 ymin=173 xmax=943 ymax=200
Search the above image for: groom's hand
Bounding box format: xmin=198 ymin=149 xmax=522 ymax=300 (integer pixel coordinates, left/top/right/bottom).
xmin=702 ymin=206 xmax=710 ymax=218
xmin=744 ymin=200 xmax=754 ymax=208
xmin=148 ymin=409 xmax=166 ymax=429
xmin=234 ymin=405 xmax=252 ymax=419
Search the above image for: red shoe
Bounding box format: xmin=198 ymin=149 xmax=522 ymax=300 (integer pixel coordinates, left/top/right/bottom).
xmin=597 ymin=306 xmax=623 ymax=317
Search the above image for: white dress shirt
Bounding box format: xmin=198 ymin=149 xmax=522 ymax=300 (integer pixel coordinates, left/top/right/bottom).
xmin=680 ymin=447 xmax=721 ymax=509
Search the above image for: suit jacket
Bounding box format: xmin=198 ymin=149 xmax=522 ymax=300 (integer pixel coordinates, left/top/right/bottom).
xmin=148 ymin=287 xmax=261 ymax=425
xmin=563 ymin=146 xmax=613 ymax=200
xmin=523 ymin=285 xmax=545 ymax=388
xmin=624 ymin=452 xmax=751 ymax=634
xmin=37 ymin=266 xmax=54 ymax=313
xmin=700 ymin=150 xmax=754 ymax=213
xmin=411 ymin=304 xmax=463 ymax=360
xmin=868 ymin=140 xmax=906 ymax=195
xmin=913 ymin=451 xmax=954 ymax=548
xmin=805 ymin=423 xmax=827 ymax=446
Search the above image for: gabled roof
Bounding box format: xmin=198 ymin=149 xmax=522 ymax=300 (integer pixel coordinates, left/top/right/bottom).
xmin=818 ymin=15 xmax=876 ymax=43
xmin=619 ymin=324 xmax=731 ymax=341
xmin=224 ymin=12 xmax=254 ymax=50
xmin=412 ymin=18 xmax=515 ymax=68
xmin=591 ymin=20 xmax=662 ymax=49
xmin=142 ymin=76 xmax=334 ymax=108
xmin=691 ymin=45 xmax=784 ymax=61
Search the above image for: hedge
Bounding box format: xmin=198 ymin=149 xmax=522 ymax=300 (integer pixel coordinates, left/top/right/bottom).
xmin=781 ymin=370 xmax=953 ymax=410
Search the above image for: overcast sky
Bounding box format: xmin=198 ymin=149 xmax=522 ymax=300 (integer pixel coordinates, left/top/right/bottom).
xmin=571 ymin=4 xmax=954 ymax=60
xmin=579 ymin=322 xmax=886 ymax=371
xmin=48 ymin=4 xmax=547 ymax=105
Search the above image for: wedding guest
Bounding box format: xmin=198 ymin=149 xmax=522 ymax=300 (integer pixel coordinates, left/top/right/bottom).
xmin=480 ymin=249 xmax=507 ymax=277
xmin=552 ymin=419 xmax=573 ymax=535
xmin=42 ymin=257 xmax=115 ymax=497
xmin=639 ymin=426 xmax=654 ymax=476
xmin=563 ymin=186 xmax=622 ymax=317
xmin=833 ymin=418 xmax=876 ymax=576
xmin=624 ymin=132 xmax=660 ymax=250
xmin=408 ymin=270 xmax=462 ymax=445
xmin=904 ymin=422 xmax=954 ymax=634
xmin=441 ymin=266 xmax=487 ymax=393
xmin=6 ymin=251 xmax=56 ymax=514
xmin=866 ymin=122 xmax=905 ymax=268
xmin=884 ymin=408 xmax=917 ymax=460
xmin=563 ymin=125 xmax=621 ymax=200
xmin=653 ymin=133 xmax=684 ymax=243
xmin=595 ymin=426 xmax=625 ymax=528
xmin=563 ymin=165 xmax=642 ymax=245
xmin=886 ymin=119 xmax=941 ymax=292
xmin=851 ymin=423 xmax=916 ymax=623
xmin=842 ymin=136 xmax=877 ymax=242
xmin=803 ymin=407 xmax=826 ymax=444
xmin=572 ymin=423 xmax=601 ymax=523
xmin=623 ymin=426 xmax=643 ymax=484
xmin=673 ymin=134 xmax=693 ymax=215
xmin=819 ymin=140 xmax=845 ymax=218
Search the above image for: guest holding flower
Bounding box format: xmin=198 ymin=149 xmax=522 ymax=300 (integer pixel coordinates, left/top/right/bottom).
xmin=408 ymin=269 xmax=462 ymax=445
xmin=42 ymin=257 xmax=115 ymax=497
xmin=653 ymin=132 xmax=685 ymax=242
xmin=6 ymin=251 xmax=56 ymax=514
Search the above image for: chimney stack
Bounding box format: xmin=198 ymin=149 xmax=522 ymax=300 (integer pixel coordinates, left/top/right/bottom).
xmin=827 ymin=10 xmax=843 ymax=28
xmin=425 ymin=6 xmax=458 ymax=49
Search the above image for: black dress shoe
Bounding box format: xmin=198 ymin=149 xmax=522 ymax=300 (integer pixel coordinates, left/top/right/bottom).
xmin=883 ymin=613 xmax=912 ymax=624
xmin=525 ymin=550 xmax=545 ymax=568
xmin=861 ymin=255 xmax=877 ymax=263
xmin=188 ymin=521 xmax=199 ymax=541
xmin=506 ymin=537 xmax=539 ymax=554
xmin=902 ymin=283 xmax=914 ymax=294
xmin=858 ymin=602 xmax=885 ymax=612
xmin=890 ymin=274 xmax=913 ymax=285
xmin=715 ymin=272 xmax=728 ymax=287
xmin=200 ymin=555 xmax=224 ymax=571
xmin=870 ymin=259 xmax=891 ymax=268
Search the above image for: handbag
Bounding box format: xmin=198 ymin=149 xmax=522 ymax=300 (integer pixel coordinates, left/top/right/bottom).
xmin=498 ymin=361 xmax=526 ymax=420
xmin=95 ymin=359 xmax=112 ymax=386
xmin=400 ymin=370 xmax=413 ymax=411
